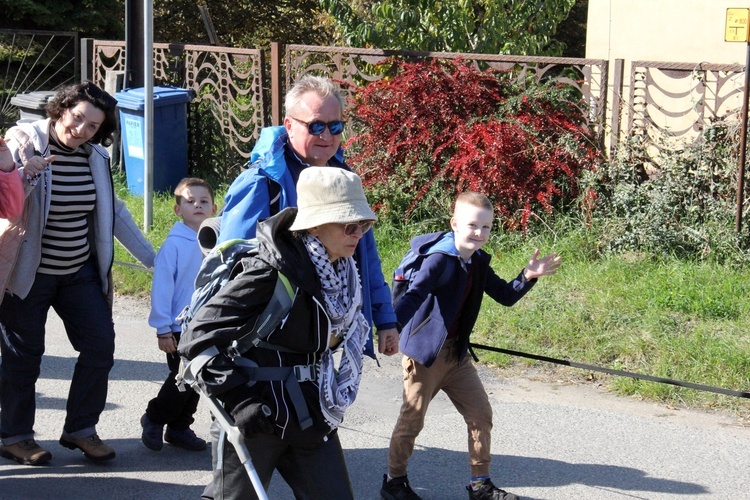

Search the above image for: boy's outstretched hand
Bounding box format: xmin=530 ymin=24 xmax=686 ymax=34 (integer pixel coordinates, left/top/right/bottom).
xmin=523 ymin=249 xmax=561 ymax=280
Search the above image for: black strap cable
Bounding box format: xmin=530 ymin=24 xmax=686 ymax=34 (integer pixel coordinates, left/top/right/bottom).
xmin=469 ymin=343 xmax=750 ymax=399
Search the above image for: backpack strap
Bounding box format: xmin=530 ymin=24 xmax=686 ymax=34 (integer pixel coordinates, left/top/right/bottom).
xmin=178 ymin=345 xmax=221 ymax=390
xmin=233 ymin=357 xmax=313 ymax=430
xmin=179 ymin=348 xmax=314 ymax=430
xmin=232 ymin=271 xmax=295 ymax=355
xmin=247 ymin=158 xmax=280 ymax=216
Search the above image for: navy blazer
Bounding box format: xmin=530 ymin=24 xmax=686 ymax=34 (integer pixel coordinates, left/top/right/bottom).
xmin=396 ymin=232 xmax=536 ymax=367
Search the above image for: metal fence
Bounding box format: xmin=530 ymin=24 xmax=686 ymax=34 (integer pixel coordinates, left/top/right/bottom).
xmin=279 ymin=44 xmax=609 ymax=150
xmin=82 ymin=40 xmax=266 ymax=177
xmin=0 ymin=30 xmax=79 ymax=130
xmin=3 ymin=31 xmax=746 ymax=178
xmin=625 ymin=60 xmax=745 ymax=150
xmin=80 ymin=40 xmax=611 ymax=183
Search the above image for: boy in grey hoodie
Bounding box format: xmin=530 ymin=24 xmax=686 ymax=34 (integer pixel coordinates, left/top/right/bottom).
xmin=141 ymin=177 xmax=216 ymax=452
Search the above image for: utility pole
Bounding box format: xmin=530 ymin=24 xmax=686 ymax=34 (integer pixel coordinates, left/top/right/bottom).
xmin=125 ymin=0 xmax=145 ymax=88
xmin=725 ymin=8 xmax=750 ymax=233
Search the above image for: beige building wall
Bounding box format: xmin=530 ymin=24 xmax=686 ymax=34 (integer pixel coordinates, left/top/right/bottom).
xmin=587 ymin=0 xmax=746 ymax=64
xmin=586 ymin=0 xmax=747 ymax=148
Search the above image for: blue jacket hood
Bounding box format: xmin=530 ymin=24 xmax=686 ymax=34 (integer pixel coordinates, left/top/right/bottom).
xmin=411 ymin=231 xmax=461 ymax=258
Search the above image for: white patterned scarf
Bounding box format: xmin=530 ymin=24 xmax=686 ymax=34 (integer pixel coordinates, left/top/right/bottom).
xmin=302 ymin=233 xmax=369 ymax=430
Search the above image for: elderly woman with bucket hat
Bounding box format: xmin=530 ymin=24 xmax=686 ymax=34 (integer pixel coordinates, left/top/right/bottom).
xmin=184 ymin=167 xmax=378 ymax=499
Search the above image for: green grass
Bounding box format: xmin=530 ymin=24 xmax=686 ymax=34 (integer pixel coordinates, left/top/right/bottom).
xmin=111 ymin=172 xmax=190 ymax=295
xmin=114 ymin=180 xmax=750 ymax=419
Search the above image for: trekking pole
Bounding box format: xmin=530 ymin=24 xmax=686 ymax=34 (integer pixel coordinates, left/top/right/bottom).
xmin=199 ymin=392 xmax=269 ymax=500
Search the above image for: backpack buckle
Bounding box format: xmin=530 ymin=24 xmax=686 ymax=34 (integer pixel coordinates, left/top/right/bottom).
xmin=226 ymin=342 xmax=241 ymax=360
xmin=293 ymin=364 xmax=317 ymax=382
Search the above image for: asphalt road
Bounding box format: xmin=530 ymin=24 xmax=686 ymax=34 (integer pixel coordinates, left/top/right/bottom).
xmin=1 ymin=294 xmax=748 ymax=499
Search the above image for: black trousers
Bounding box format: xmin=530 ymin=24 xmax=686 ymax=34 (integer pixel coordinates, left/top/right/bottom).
xmin=145 ymin=331 xmax=200 ymax=429
xmin=215 ymin=429 xmax=354 ymax=500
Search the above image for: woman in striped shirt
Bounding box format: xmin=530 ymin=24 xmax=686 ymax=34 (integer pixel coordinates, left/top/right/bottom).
xmin=0 ymin=82 xmax=156 ymax=466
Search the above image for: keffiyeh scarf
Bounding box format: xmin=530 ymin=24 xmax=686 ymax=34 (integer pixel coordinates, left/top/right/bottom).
xmin=302 ymin=233 xmax=369 ymax=430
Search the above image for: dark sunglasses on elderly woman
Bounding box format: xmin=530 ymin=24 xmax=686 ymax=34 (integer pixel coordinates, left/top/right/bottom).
xmin=341 ymin=221 xmax=374 ymax=235
xmin=290 ymin=116 xmax=346 ymax=136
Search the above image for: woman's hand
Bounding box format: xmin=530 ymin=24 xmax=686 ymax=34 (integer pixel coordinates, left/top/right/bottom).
xmin=21 ymin=153 xmax=56 ymax=181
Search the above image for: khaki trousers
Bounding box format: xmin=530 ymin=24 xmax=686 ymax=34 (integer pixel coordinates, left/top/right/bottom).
xmin=387 ymin=342 xmax=493 ymax=478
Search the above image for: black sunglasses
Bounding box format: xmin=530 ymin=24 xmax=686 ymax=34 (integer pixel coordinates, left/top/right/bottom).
xmin=340 ymin=221 xmax=374 ymax=236
xmin=290 ymin=116 xmax=346 ymax=136
xmin=79 ymin=81 xmax=117 ymax=110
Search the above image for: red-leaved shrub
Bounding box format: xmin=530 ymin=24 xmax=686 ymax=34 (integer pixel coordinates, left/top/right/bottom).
xmin=345 ymin=58 xmax=601 ymax=230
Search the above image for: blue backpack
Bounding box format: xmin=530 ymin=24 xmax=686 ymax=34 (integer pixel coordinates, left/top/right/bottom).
xmin=391 ymin=232 xmax=455 ymax=308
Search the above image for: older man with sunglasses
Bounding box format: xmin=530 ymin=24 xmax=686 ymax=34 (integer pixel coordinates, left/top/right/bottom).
xmin=218 ymin=75 xmax=398 ymax=358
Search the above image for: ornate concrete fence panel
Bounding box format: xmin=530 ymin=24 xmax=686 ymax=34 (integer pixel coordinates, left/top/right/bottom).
xmin=87 ymin=40 xmax=266 ymax=179
xmin=627 ymin=61 xmax=745 ymax=153
xmin=282 ymin=44 xmax=609 ymax=149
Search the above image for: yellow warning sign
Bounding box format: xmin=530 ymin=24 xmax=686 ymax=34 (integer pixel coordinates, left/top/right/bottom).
xmin=726 ymin=8 xmax=750 ymax=42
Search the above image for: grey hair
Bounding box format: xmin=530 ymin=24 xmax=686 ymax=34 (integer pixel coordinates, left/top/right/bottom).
xmin=284 ymin=75 xmax=346 ymax=118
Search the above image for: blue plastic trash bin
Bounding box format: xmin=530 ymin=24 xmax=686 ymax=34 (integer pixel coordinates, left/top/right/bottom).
xmin=115 ymin=86 xmax=193 ymax=195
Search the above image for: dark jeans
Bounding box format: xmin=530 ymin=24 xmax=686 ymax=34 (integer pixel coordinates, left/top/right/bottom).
xmin=215 ymin=429 xmax=353 ymax=500
xmin=145 ymin=331 xmax=200 ymax=429
xmin=0 ymin=259 xmax=115 ymax=443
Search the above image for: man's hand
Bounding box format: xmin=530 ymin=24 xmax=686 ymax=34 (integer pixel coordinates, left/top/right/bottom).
xmin=523 ymin=249 xmax=562 ymax=280
xmin=377 ymin=327 xmax=399 ymax=356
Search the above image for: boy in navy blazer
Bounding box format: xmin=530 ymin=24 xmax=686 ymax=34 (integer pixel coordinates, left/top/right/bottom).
xmin=381 ymin=192 xmax=561 ymax=500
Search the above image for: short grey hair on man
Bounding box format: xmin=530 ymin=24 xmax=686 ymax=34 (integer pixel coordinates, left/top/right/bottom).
xmin=284 ymin=75 xmax=346 ymax=118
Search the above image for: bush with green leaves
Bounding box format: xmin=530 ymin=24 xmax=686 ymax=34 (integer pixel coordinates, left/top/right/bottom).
xmin=345 ymin=58 xmax=600 ymax=231
xmin=586 ymin=119 xmax=749 ymax=263
xmin=321 ymin=0 xmax=575 ymax=55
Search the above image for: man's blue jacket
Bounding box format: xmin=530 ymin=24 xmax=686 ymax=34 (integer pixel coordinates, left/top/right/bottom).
xmin=218 ymin=126 xmax=397 ymax=358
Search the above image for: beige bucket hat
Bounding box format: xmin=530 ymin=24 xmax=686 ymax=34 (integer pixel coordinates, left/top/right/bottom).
xmin=289 ymin=167 xmax=377 ymax=231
